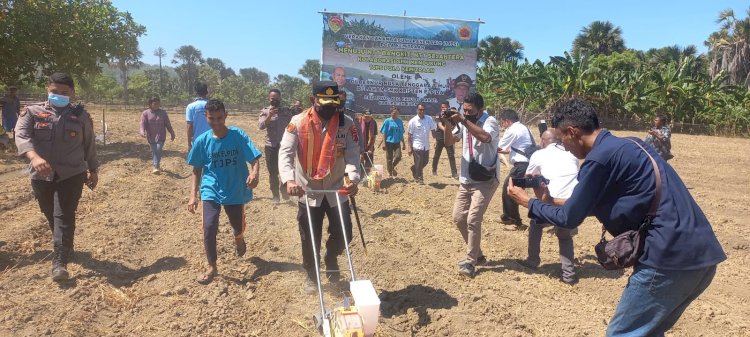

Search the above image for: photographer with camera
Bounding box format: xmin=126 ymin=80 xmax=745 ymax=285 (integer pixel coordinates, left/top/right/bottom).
xmin=443 ymin=92 xmax=500 ymax=278
xmin=516 ymin=130 xmax=580 ymax=285
xmin=259 ymin=88 xmax=294 ymax=204
xmin=507 ymin=97 xmax=725 ymax=336
xmin=497 ymin=109 xmax=535 ymax=230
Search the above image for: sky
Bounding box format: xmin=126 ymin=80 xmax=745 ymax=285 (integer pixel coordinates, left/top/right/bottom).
xmin=112 ymin=0 xmax=749 ymax=79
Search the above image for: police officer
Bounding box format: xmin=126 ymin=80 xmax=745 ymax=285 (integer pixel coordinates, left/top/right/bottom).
xmin=15 ymin=73 xmax=99 ymax=281
xmin=279 ymin=81 xmax=360 ymax=293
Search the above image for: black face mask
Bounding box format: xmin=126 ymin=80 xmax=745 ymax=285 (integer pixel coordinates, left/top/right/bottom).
xmin=270 ymin=99 xmax=280 ymax=107
xmin=465 ymin=112 xmax=480 ymax=123
xmin=317 ymin=105 xmax=338 ymax=120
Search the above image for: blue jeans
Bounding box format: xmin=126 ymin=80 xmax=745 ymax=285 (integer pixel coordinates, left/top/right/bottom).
xmin=150 ymin=142 xmax=164 ymax=168
xmin=607 ymin=264 xmax=717 ymax=337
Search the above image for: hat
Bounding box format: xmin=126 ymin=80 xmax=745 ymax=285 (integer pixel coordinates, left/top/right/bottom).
xmin=313 ymin=81 xmax=340 ymax=105
xmin=455 ymin=74 xmax=472 ymax=87
xmin=363 ymin=109 xmax=372 ymax=116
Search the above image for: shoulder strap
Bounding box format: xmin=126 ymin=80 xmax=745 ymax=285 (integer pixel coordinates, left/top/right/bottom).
xmin=625 ymin=137 xmax=662 ymax=216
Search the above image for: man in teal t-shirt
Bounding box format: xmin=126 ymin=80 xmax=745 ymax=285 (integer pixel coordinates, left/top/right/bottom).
xmin=378 ymin=106 xmax=406 ymax=177
xmin=187 ymin=99 xmax=262 ymax=284
xmin=186 ymin=82 xmax=210 ymax=151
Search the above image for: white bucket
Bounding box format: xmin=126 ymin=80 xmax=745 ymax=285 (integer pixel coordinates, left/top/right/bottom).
xmin=350 ymin=280 xmax=380 ymax=337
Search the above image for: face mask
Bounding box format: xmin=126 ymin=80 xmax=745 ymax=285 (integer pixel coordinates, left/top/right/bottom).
xmin=270 ymin=98 xmax=280 ymax=107
xmin=465 ymin=113 xmax=480 ymax=123
xmin=48 ymin=93 xmax=70 ymax=108
xmin=317 ymin=105 xmax=338 ymax=120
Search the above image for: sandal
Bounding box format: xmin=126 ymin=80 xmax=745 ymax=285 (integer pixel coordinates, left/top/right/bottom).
xmin=195 ymin=271 xmax=217 ymax=285
xmin=235 ymin=238 xmax=246 ymax=257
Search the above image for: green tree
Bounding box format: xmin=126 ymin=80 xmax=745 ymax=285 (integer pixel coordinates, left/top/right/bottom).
xmin=0 ymin=0 xmax=146 ymax=85
xmin=239 ymin=67 xmax=270 ymax=86
xmin=478 ymin=36 xmax=525 ymax=66
xmin=153 ymin=47 xmax=167 ymax=96
xmin=272 ymin=74 xmax=309 ymax=104
xmin=172 ymin=45 xmax=204 ymax=94
xmin=572 ymin=21 xmax=626 ymax=57
xmin=706 ymin=7 xmax=750 ymax=89
xmin=298 ymin=59 xmax=321 ymax=83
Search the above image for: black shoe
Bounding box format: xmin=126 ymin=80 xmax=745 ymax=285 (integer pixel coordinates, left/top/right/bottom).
xmin=324 ymin=257 xmax=340 ymax=282
xmin=516 ymin=259 xmax=539 ymax=270
xmin=51 ymin=248 xmax=69 ymax=281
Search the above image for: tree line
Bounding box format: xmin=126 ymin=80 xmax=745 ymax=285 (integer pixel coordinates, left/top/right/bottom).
xmin=476 ymin=8 xmax=750 ymax=135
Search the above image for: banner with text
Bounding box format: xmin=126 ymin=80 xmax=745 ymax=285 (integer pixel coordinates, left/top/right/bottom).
xmin=321 ymin=13 xmax=480 ymax=115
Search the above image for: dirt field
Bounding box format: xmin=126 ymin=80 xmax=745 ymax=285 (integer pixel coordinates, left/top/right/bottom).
xmin=1 ymin=108 xmax=748 ymax=337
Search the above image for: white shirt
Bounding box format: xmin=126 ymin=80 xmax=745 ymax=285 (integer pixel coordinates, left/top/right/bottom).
xmin=408 ymin=115 xmax=436 ymax=151
xmin=526 ymin=144 xmax=579 ymax=199
xmin=453 ymin=112 xmax=501 ymax=184
xmin=498 ymin=121 xmax=534 ymax=164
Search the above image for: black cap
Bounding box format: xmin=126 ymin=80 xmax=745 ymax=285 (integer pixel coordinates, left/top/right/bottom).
xmin=455 ymin=74 xmax=472 ymax=87
xmin=313 ymin=81 xmax=340 ymax=105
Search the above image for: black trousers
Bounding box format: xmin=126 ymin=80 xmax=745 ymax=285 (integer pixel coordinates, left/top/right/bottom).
xmin=296 ymin=197 xmax=353 ymax=280
xmin=31 ymin=173 xmax=86 ymax=259
xmin=264 ymin=146 xmax=288 ymax=200
xmin=501 ymin=162 xmax=529 ymax=223
xmin=432 ymin=138 xmax=457 ymax=175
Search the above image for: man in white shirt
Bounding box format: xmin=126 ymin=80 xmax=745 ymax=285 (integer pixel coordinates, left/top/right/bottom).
xmin=518 ymin=130 xmax=579 ymax=284
xmin=443 ymin=93 xmax=501 ymax=278
xmin=497 ymin=109 xmax=534 ymax=229
xmin=408 ymin=103 xmax=437 ymax=184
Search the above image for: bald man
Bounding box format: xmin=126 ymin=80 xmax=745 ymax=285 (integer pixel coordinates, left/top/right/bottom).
xmin=518 ymin=130 xmax=580 ymax=284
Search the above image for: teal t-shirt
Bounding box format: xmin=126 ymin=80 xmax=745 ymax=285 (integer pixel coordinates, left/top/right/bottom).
xmin=187 ymin=126 xmax=262 ymax=205
xmin=380 ymin=118 xmax=404 ymax=144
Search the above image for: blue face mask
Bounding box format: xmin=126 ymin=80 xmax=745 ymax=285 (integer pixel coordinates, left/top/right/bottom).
xmin=48 ymin=93 xmax=70 ymax=108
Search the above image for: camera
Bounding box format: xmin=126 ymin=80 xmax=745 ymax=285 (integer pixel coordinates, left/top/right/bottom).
xmin=512 ymin=176 xmax=550 ymax=188
xmin=442 ymin=107 xmax=458 ymax=119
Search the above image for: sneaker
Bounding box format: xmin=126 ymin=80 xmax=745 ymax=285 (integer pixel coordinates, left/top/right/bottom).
xmin=271 ymin=197 xmax=280 ymax=205
xmin=516 ymin=259 xmax=539 ymax=270
xmin=151 ymin=168 xmax=160 ymax=174
xmin=457 ymin=261 xmax=476 ymax=278
xmin=499 ymin=215 xmax=521 ymax=226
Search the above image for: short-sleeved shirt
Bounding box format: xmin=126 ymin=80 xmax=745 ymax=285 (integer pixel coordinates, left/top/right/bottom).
xmin=453 ymin=112 xmax=501 ymax=185
xmin=185 ymin=98 xmax=210 ymax=141
xmin=528 ymin=130 xmax=726 ymax=270
xmin=408 ymin=115 xmax=436 ymax=151
xmin=498 ymin=121 xmax=534 ymax=164
xmin=187 ymin=126 xmax=262 ymax=205
xmin=644 ymin=126 xmax=672 ymax=160
xmin=526 ymin=144 xmax=579 ymax=199
xmin=380 ymin=118 xmax=404 ymax=144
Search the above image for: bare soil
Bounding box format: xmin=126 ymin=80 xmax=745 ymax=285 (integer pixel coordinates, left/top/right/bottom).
xmin=0 ymin=109 xmax=748 ymax=336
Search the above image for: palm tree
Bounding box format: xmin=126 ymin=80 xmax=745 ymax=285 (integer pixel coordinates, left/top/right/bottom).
xmin=172 ymin=45 xmax=204 ymax=94
xmin=572 ymin=21 xmax=626 ymax=57
xmin=706 ymin=7 xmax=750 ymax=88
xmin=153 ymin=47 xmax=166 ymax=96
xmin=478 ymin=36 xmax=524 ymax=66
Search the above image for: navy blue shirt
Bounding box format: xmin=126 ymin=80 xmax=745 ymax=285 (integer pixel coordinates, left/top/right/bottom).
xmin=529 ymin=130 xmax=725 ymax=270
